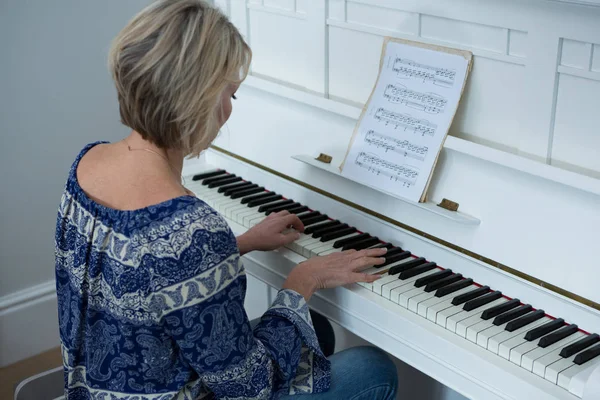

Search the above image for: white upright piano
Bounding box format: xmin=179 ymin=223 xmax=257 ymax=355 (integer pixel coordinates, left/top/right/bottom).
xmin=185 ymin=0 xmax=600 ymax=398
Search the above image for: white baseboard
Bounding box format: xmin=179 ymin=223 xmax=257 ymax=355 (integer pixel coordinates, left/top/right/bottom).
xmin=0 ymin=280 xmax=60 ymax=367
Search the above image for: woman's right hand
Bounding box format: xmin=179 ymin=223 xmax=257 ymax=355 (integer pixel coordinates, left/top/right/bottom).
xmin=282 ymin=247 xmax=388 ymax=301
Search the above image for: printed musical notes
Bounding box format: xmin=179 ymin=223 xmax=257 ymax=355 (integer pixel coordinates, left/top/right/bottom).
xmin=355 ymin=152 xmax=419 ymax=187
xmin=341 ymin=38 xmax=472 ymax=202
xmin=364 ymin=130 xmax=428 ymax=161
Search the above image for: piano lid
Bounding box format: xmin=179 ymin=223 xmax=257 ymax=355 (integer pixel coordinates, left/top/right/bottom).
xmin=204 ymin=0 xmax=600 ymax=308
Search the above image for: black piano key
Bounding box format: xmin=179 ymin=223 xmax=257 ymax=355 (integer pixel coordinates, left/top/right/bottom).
xmin=481 ymin=298 xmax=521 ymax=320
xmin=388 ymin=256 xmax=426 ymax=274
xmin=258 ymin=199 xmax=294 ymax=213
xmin=505 ymin=309 xmax=545 ymax=332
xmin=224 ymin=182 xmax=256 ymax=196
xmin=241 ymin=191 xmax=273 ymax=204
xmin=573 ymin=343 xmax=600 ymax=365
xmin=302 ymin=214 xmax=329 ymax=226
xmin=288 ymin=206 xmax=310 ymax=214
xmin=493 ymin=304 xmax=533 ymax=326
xmin=381 ymin=251 xmax=413 ymax=269
xmin=343 ymin=237 xmax=380 ymax=251
xmin=424 ymin=273 xmax=463 ymax=293
xmin=463 ymin=291 xmax=502 ymax=312
xmin=300 ymin=211 xmax=321 ymax=223
xmin=230 ymin=186 xmax=263 ymax=199
xmin=219 ymin=181 xmax=250 ymax=193
xmin=560 ymin=334 xmax=600 ymax=358
xmin=372 ymin=243 xmax=393 ymax=249
xmin=399 ymin=262 xmax=437 ymax=280
xmin=413 ymin=269 xmax=453 ymax=286
xmin=524 ymin=318 xmax=565 ymax=341
xmin=333 ymin=232 xmax=370 ymax=249
xmin=320 ymin=227 xmax=357 ymax=242
xmin=247 ymin=194 xmax=283 ymax=208
xmin=312 ymin=223 xmax=347 ymax=238
xmin=383 ymin=247 xmax=407 ymax=259
xmin=305 ymin=221 xmax=340 ymax=235
xmin=538 ymin=324 xmax=579 ymax=348
xmin=266 ymin=202 xmax=302 ymax=215
xmin=193 ymin=170 xmax=226 ymax=181
xmin=208 ymin=176 xmax=242 ymax=188
xmin=452 ymin=286 xmax=490 ymax=306
xmin=435 ymin=278 xmax=473 ymax=298
xmin=203 ymin=173 xmax=235 ymax=186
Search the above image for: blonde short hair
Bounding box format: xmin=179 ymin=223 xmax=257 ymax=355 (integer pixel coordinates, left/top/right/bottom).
xmin=108 ymin=0 xmax=251 ymax=156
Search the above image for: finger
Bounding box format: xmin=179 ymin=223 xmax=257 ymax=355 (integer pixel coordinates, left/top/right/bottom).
xmin=353 ymin=247 xmax=387 ymax=259
xmin=349 ymin=272 xmax=382 ymax=284
xmin=274 ymin=210 xmax=291 ymax=217
xmin=282 ymin=214 xmax=304 ymax=232
xmin=278 ymin=230 xmax=301 ymax=245
xmin=350 ymin=256 xmax=386 ymax=270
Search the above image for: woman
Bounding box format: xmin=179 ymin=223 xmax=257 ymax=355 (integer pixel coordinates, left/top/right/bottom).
xmin=54 ymin=0 xmax=398 ymax=399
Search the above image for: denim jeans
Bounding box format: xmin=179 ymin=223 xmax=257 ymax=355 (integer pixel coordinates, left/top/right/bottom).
xmin=251 ymin=310 xmax=398 ymax=400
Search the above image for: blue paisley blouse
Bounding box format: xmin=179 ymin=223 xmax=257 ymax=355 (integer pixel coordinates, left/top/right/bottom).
xmin=54 ymin=142 xmax=330 ymax=399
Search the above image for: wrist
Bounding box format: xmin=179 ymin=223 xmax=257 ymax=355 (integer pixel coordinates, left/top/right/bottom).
xmin=282 ymin=269 xmax=316 ymax=302
xmin=236 ymin=233 xmax=254 ymax=256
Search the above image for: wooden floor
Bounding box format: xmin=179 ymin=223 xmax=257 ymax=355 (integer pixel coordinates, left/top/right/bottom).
xmin=0 ymin=347 xmax=62 ymax=400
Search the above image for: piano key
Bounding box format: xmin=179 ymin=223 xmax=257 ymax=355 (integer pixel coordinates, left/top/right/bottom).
xmin=533 ymin=335 xmax=592 ymax=377
xmin=379 ymin=251 xmax=412 ymax=270
xmin=496 ymin=317 xmax=552 ymax=358
xmin=382 ymin=247 xmax=406 ymax=258
xmin=573 ymin=343 xmax=600 ymax=365
xmin=434 ymin=278 xmax=473 ymax=298
xmin=460 ymin=311 xmax=509 ymax=340
xmin=372 ymin=258 xmax=425 ymax=294
xmin=192 ymin=170 xmax=226 ymax=181
xmin=538 ymin=324 xmax=580 ymax=348
xmin=454 ymin=298 xmax=511 ymax=335
xmin=471 ymin=309 xmax=539 ymax=346
xmin=320 ymin=227 xmax=358 ymax=242
xmin=451 ymin=286 xmax=490 ymax=306
xmin=423 ymin=273 xmax=463 ymax=293
xmin=440 ymin=298 xmax=506 ymax=329
xmin=311 ymin=223 xmax=348 ymax=238
xmin=224 ymin=182 xmax=257 ymax=196
xmin=560 ymin=334 xmax=600 ymax=358
xmin=333 ymin=232 xmax=370 ymax=249
xmin=557 ymin=357 xmax=600 ymax=396
xmin=301 ymin=214 xmax=329 ymax=226
xmin=463 ymin=291 xmax=503 ymax=312
xmin=218 ymin=181 xmax=250 ymax=193
xmin=505 ymin=309 xmax=546 ymax=332
xmin=481 ymin=298 xmax=521 ymax=320
xmin=413 ymin=269 xmax=452 ymax=286
xmin=288 ymin=205 xmax=310 ymax=214
xmin=247 ymin=194 xmax=283 ymax=208
xmin=264 ymin=201 xmax=302 ymax=215
xmin=202 ymin=173 xmax=235 ymax=186
xmin=239 ymin=191 xmax=273 ymax=204
xmin=208 ymin=176 xmax=242 ymax=188
xmin=258 ymin=199 xmax=294 ymax=213
xmin=388 ymin=256 xmax=426 ymax=274
xmin=370 ymin=242 xmax=394 ymax=250
xmin=419 ymin=285 xmax=477 ymax=319
xmin=399 ymin=262 xmax=437 ymax=280
xmin=306 ymin=232 xmax=362 ymax=257
xmin=493 ymin=304 xmax=533 ymax=326
xmin=524 ymin=318 xmax=565 ymax=341
xmin=408 ymin=276 xmax=466 ymax=313
xmin=304 ymin=220 xmax=340 ymax=235
xmin=546 ymin=344 xmax=597 ymax=384
xmin=298 ymin=211 xmax=320 ymax=221
xmin=522 ymin=331 xmax=584 ymax=371
xmin=230 ymin=186 xmax=265 ymax=199
xmin=343 ymin=236 xmax=380 ymax=251
xmin=385 ymin=269 xmax=439 ymax=300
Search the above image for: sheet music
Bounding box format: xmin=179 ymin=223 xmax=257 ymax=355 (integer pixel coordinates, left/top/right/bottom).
xmin=341 ymin=39 xmax=471 ymax=202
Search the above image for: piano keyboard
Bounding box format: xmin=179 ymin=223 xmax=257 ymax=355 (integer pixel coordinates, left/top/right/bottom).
xmin=187 ymin=168 xmax=600 ymax=399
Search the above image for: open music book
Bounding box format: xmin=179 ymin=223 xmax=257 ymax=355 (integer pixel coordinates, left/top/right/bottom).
xmin=340 ymin=37 xmax=472 ymax=203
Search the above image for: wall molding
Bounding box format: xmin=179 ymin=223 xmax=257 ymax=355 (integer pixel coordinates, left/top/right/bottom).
xmin=0 ymin=280 xmax=59 ymax=367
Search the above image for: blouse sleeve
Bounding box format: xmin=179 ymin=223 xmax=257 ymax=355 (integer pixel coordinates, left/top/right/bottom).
xmin=153 ymin=203 xmax=331 ymax=398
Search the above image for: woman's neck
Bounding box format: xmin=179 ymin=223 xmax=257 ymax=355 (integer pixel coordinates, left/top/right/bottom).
xmin=124 ymin=131 xmax=185 ymax=178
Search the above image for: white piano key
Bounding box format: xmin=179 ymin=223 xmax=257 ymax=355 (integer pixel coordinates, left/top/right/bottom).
xmin=407 ymin=290 xmax=436 ymax=313
xmin=444 ymin=298 xmax=507 ymax=331
xmin=509 ymin=340 xmax=541 ymax=365
xmin=495 ymin=317 xmax=551 ymax=357
xmin=242 ymin=210 xmax=265 ymax=226
xmin=521 ymin=332 xmax=584 ymax=371
xmin=356 ymin=266 xmax=384 ymax=290
xmin=457 ymin=312 xmax=504 ymax=338
xmin=307 ymin=233 xmax=362 ymax=257
xmin=248 ymin=215 xmax=266 ymax=227
xmin=398 ymin=287 xmax=425 ymax=308
xmin=545 ymin=350 xmax=587 ymax=384
xmin=533 ymin=335 xmax=587 ymax=378
xmin=372 ymin=273 xmax=395 ymax=295
xmin=226 ymin=203 xmax=248 ymax=218
xmin=384 ymin=270 xmax=437 ymax=300
xmin=558 ymin=357 xmax=600 ymax=394
xmin=418 ymin=285 xmax=477 ymax=318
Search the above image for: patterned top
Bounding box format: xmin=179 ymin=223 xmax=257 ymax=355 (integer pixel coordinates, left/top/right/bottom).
xmin=54 ymin=142 xmax=330 ymax=399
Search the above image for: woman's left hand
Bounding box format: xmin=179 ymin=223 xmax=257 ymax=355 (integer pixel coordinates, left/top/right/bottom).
xmin=236 ymin=211 xmax=305 ymax=255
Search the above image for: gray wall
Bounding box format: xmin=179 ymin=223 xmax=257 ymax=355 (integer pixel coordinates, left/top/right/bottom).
xmin=0 ymin=0 xmax=150 ymax=297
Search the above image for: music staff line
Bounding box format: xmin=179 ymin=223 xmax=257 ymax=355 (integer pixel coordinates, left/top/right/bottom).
xmin=373 ymin=107 xmax=437 ymax=137
xmin=383 ymin=84 xmax=447 ymax=114
xmin=354 ymin=152 xmax=419 ymax=187
xmin=364 ymin=130 xmax=428 ymax=162
xmin=392 ymin=57 xmax=456 ymax=88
